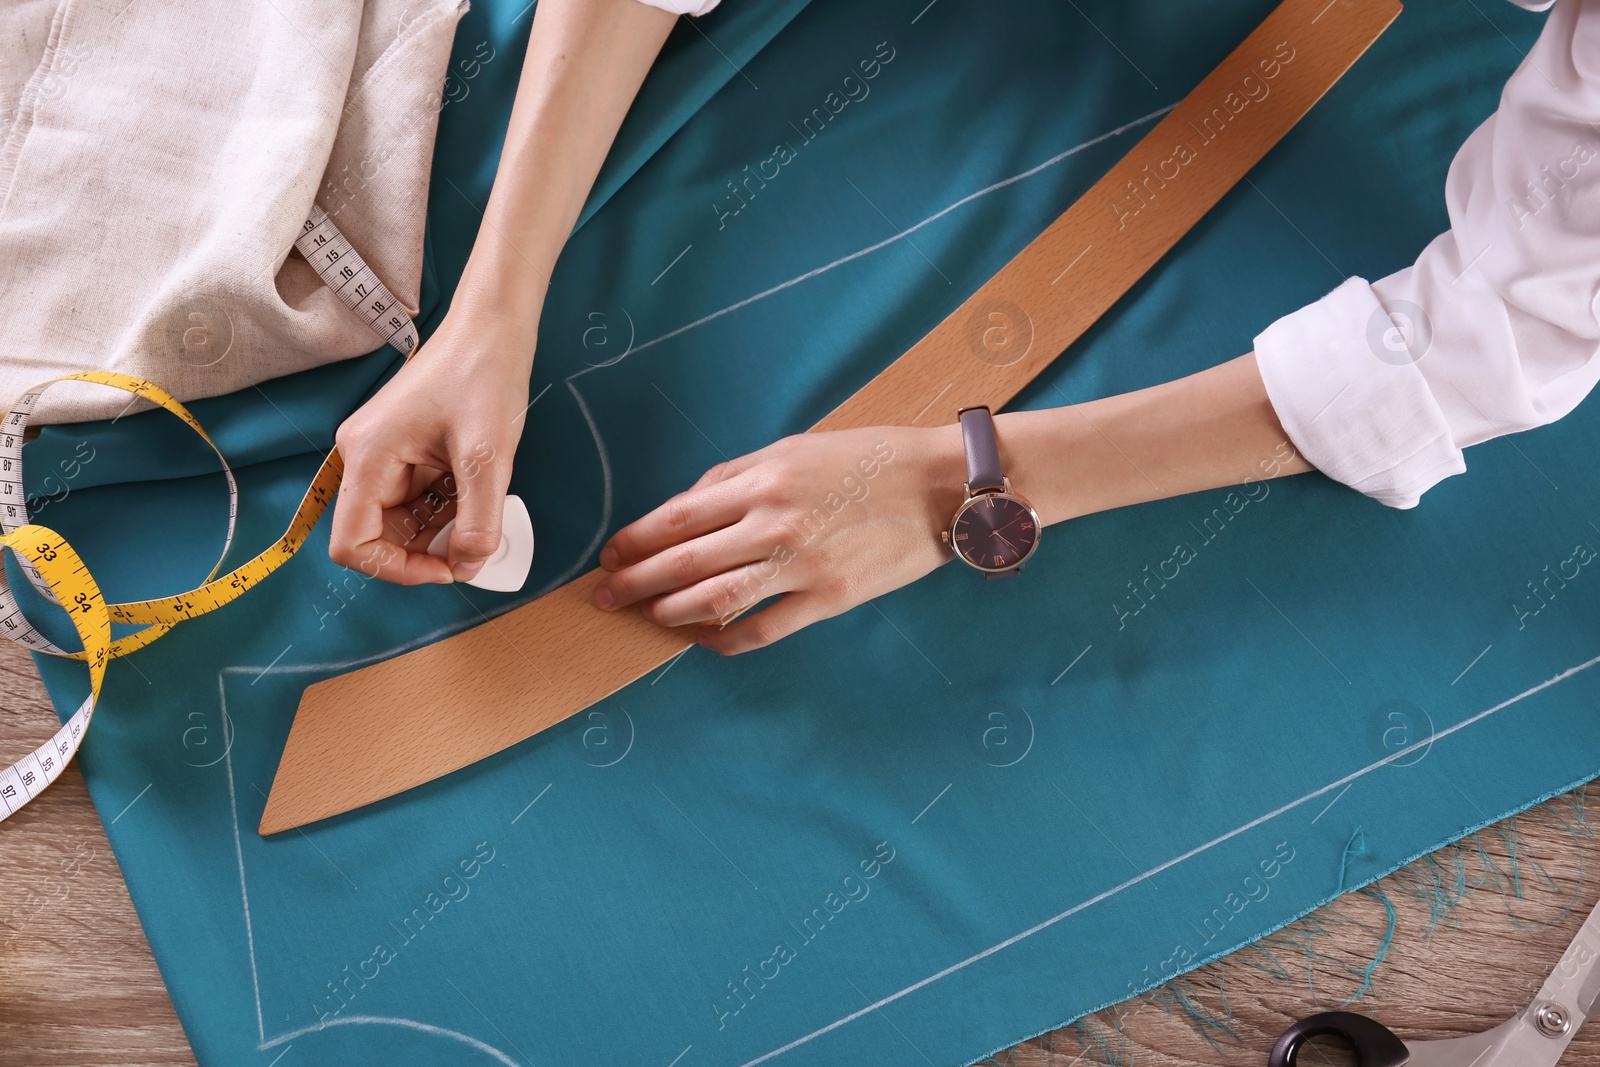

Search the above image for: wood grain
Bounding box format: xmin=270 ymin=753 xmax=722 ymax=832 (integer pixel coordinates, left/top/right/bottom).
xmin=6 ymin=635 xmax=1600 ymax=1065
xmin=265 ymin=0 xmax=1403 ymax=835
xmin=0 ymin=639 xmax=193 ymax=1067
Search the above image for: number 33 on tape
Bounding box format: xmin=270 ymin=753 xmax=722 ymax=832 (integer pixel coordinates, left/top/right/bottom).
xmin=0 ymin=204 xmax=413 ymax=823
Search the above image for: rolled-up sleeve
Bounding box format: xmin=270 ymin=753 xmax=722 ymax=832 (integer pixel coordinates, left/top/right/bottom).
xmin=1253 ymin=0 xmax=1599 ymax=508
xmin=633 ymin=0 xmax=721 ymax=14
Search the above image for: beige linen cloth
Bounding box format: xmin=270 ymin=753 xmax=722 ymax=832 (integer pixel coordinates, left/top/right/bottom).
xmin=0 ymin=0 xmax=468 ymax=423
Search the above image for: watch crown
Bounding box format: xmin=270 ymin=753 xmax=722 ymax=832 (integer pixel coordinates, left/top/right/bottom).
xmin=940 ymin=530 xmax=950 ymax=546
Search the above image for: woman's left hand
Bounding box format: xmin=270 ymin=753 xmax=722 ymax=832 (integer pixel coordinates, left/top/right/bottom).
xmin=594 ymin=425 xmax=968 ymax=654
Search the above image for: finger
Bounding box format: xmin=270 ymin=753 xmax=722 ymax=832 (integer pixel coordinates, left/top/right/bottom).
xmin=595 ymin=523 xmax=783 ymax=610
xmin=689 ymin=457 xmax=748 ymax=490
xmin=695 ymin=591 xmax=833 ymax=655
xmin=331 ymin=451 xmax=453 ymax=585
xmin=406 ymin=464 xmax=447 ymax=502
xmin=599 ymin=480 xmax=750 ymax=571
xmin=329 ymin=453 xmax=395 ymax=563
xmin=382 ymin=474 xmax=456 ymax=552
xmin=324 ymin=460 xmax=441 ymax=585
xmin=634 ymin=558 xmax=798 ymax=629
xmin=341 ymin=536 xmax=458 ymax=585
xmin=447 ymin=444 xmax=513 ymax=579
xmin=688 ymin=436 xmax=801 ymax=490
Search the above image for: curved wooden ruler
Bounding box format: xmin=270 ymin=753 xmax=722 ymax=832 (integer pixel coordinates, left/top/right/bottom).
xmin=263 ymin=0 xmax=1401 ymax=835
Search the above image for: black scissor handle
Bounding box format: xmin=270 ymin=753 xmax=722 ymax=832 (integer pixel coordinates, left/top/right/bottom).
xmin=1268 ymin=1010 xmax=1410 ymax=1067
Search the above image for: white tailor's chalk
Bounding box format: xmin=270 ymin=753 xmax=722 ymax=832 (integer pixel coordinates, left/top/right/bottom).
xmin=428 ymin=494 xmax=534 ymax=592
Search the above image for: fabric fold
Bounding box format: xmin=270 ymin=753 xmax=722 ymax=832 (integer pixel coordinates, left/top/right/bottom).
xmin=0 ymin=0 xmax=467 ymax=424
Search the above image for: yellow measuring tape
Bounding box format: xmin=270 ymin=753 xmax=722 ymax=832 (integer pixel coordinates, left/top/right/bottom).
xmin=0 ymin=204 xmax=404 ymax=823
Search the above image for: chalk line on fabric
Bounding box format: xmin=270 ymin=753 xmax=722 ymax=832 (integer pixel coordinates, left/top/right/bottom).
xmin=604 ymin=103 xmax=1178 ymax=364
xmin=213 ymin=572 xmax=1600 ymax=1063
xmin=218 ymin=675 xmax=523 ymax=1065
xmin=260 ymin=1017 xmax=521 ymax=1066
xmin=538 ymin=379 xmax=616 ymax=592
xmin=739 ymin=650 xmax=1600 ymax=1065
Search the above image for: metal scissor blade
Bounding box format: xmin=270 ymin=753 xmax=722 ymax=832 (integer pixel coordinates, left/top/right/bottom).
xmin=1402 ymin=891 xmax=1600 ymax=1067
xmin=1402 ymin=1017 xmax=1530 ymax=1067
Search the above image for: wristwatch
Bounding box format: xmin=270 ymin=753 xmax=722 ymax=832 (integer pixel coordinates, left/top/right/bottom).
xmin=940 ymin=406 xmax=1041 ymax=578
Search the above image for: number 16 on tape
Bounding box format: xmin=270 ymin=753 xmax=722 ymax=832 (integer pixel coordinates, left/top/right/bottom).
xmin=296 ymin=204 xmax=418 ymax=356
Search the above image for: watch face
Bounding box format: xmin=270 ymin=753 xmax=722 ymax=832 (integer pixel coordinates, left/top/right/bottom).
xmin=951 ymin=493 xmax=1039 ymax=572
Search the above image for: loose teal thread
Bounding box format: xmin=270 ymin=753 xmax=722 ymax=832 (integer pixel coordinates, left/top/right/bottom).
xmin=1061 ymin=1016 xmax=1132 ymax=1067
xmin=1147 ymin=974 xmax=1237 ymax=1053
xmin=1237 ymin=941 xmax=1293 ymax=982
xmin=971 ymin=1049 xmax=1016 ymax=1067
xmin=1334 ymin=886 xmax=1396 ymax=1008
xmin=1335 ymin=825 xmax=1369 ymax=895
xmin=1544 ymin=785 xmax=1594 ymax=846
xmin=1464 ymin=806 xmax=1585 ymax=931
xmin=1487 ymin=825 xmax=1539 ymax=905
xmin=1302 ymin=791 xmax=1592 ymax=1009
xmin=1321 ymin=826 xmax=1393 ymax=1002
xmin=976 ymin=789 xmax=1594 ymax=1065
xmin=1281 ymin=895 xmax=1394 ymax=1008
xmin=1389 ymin=849 xmax=1472 ymax=940
xmin=973 ymin=1018 xmax=1134 ymax=1067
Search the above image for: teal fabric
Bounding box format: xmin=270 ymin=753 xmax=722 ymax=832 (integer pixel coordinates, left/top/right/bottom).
xmin=20 ymin=2 xmax=1577 ymax=1064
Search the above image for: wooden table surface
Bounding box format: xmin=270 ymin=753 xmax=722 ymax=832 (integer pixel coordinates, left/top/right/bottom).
xmin=3 ymin=633 xmax=1599 ymax=1067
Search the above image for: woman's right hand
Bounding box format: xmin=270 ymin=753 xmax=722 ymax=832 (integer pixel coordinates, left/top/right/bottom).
xmin=327 ymin=301 xmax=535 ymax=585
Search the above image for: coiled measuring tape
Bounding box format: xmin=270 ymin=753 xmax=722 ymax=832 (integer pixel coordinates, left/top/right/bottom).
xmin=0 ymin=205 xmax=415 ymax=823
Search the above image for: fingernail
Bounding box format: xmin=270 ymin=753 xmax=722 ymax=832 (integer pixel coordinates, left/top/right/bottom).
xmin=593 ymin=585 xmax=615 ymax=610
xmin=452 ymin=560 xmax=485 ymax=582
xmin=599 ymin=546 xmax=619 ymax=570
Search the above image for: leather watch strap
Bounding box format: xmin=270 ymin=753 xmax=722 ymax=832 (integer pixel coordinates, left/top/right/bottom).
xmin=958 ymin=406 xmax=1005 ymax=492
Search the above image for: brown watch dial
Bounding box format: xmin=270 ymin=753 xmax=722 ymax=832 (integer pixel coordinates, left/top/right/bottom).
xmin=951 ymin=494 xmax=1038 ymax=571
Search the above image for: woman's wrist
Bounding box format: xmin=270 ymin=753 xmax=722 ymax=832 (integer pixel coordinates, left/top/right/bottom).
xmin=455 ymin=244 xmax=549 ymax=338
xmin=438 ymin=249 xmax=546 ymax=381
xmin=914 ymin=414 xmax=1087 ymax=534
xmin=914 ymin=422 xmax=972 ymax=534
xmin=443 ymin=0 xmax=676 ymax=371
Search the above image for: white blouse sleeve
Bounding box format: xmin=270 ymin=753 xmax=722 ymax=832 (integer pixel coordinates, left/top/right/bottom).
xmin=633 ymin=0 xmax=721 ymax=14
xmin=1252 ymin=0 xmax=1598 ymax=508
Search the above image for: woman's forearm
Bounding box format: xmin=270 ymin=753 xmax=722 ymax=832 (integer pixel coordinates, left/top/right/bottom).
xmin=454 ymin=0 xmax=677 ymax=335
xmin=981 ymin=353 xmax=1314 ymax=526
xmin=594 ymin=352 xmax=1319 ymax=652
xmin=329 ymin=0 xmax=677 ymax=585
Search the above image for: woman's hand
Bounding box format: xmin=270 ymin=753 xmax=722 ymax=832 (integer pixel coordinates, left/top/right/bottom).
xmin=593 ymin=424 xmax=970 ymax=654
xmin=327 ymin=303 xmax=533 ymax=585
xmin=326 ymin=0 xmax=676 ymax=586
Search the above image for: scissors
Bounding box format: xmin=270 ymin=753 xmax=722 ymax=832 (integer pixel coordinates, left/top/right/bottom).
xmin=1267 ymin=890 xmax=1600 ymax=1065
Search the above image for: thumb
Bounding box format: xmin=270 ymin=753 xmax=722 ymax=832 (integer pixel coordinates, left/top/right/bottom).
xmin=447 ymin=444 xmax=511 ymax=580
